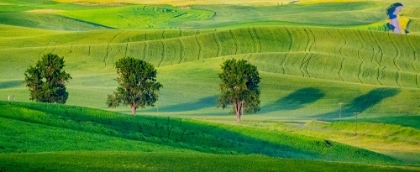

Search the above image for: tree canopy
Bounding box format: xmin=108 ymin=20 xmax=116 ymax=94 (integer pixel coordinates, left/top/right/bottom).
xmin=218 ymin=59 xmax=261 ymax=121
xmin=24 ymin=53 xmax=72 ymax=104
xmin=107 ymin=57 xmax=162 ymax=114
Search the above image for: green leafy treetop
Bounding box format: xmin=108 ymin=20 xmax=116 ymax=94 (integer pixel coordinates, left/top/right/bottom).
xmin=218 ymin=59 xmax=261 ymax=121
xmin=24 ymin=53 xmax=72 ymax=104
xmin=107 ymin=57 xmax=163 ymax=114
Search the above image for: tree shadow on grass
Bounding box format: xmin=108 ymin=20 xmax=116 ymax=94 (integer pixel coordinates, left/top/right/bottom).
xmin=141 ymin=96 xmax=218 ymax=113
xmin=0 ymin=80 xmax=23 ymax=89
xmin=315 ymin=88 xmax=400 ymax=120
xmin=5 ymin=101 xmax=317 ymax=159
xmin=7 ymin=101 xmax=400 ymax=163
xmin=350 ymin=116 xmax=420 ymax=130
xmin=261 ymin=88 xmax=324 ymax=114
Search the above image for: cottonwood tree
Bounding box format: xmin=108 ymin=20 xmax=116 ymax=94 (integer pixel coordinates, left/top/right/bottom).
xmin=107 ymin=57 xmax=162 ymax=114
xmin=218 ymin=59 xmax=261 ymax=121
xmin=24 ymin=53 xmax=72 ymax=103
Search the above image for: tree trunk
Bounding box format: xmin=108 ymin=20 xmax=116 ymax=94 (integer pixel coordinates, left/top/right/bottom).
xmin=234 ymin=101 xmax=243 ymax=122
xmin=131 ymin=105 xmax=136 ymax=114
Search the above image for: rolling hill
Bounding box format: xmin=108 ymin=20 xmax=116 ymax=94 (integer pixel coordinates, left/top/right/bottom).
xmin=0 ymin=0 xmax=420 ymax=171
xmin=1 ymin=101 xmax=418 ymax=171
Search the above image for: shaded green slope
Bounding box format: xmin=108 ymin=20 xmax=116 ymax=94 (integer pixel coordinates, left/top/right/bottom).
xmin=0 ymin=12 xmax=112 ymax=30
xmin=0 ymin=0 xmax=113 ymax=30
xmin=59 ymin=5 xmax=216 ymax=29
xmin=0 ymin=101 xmax=403 ymax=164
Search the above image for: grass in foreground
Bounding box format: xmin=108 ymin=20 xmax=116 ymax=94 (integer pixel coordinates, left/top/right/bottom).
xmin=238 ymin=119 xmax=420 ymax=164
xmin=0 ymin=101 xmax=404 ymax=165
xmin=1 ymin=151 xmax=418 ymax=172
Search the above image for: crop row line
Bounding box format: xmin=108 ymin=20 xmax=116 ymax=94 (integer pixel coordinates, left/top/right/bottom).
xmin=355 ymin=30 xmax=366 ymax=84
xmin=5 ymin=26 xmax=420 ymax=88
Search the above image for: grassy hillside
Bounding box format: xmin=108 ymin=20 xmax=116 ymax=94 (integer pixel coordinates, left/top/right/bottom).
xmin=0 ymin=0 xmax=409 ymax=30
xmin=2 ymin=101 xmax=419 ymax=171
xmin=1 ymin=0 xmax=420 ymax=170
xmin=244 ymin=119 xmax=420 ymax=163
xmin=3 ymin=152 xmax=418 ymax=172
xmin=0 ymin=101 xmax=399 ymax=163
xmin=1 ymin=26 xmax=420 ymax=119
xmin=1 ymin=0 xmax=418 ymax=32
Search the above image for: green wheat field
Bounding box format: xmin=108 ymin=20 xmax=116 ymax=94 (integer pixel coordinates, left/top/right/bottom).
xmin=1 ymin=0 xmax=420 ymax=171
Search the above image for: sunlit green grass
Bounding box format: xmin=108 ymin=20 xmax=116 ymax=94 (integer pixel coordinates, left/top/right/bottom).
xmin=1 ymin=0 xmax=420 ymax=170
xmin=0 ymin=1 xmax=400 ymax=30
xmin=0 ymin=101 xmax=404 ymax=163
xmin=1 ymin=151 xmax=417 ymax=172
xmin=1 ymin=25 xmax=420 ymax=120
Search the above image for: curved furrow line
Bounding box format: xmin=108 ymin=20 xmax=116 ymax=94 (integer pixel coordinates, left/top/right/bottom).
xmin=354 ymin=30 xmax=366 ymax=84
xmin=388 ymin=34 xmax=403 ymax=87
xmin=38 ymin=41 xmax=56 ymax=57
xmin=229 ymin=30 xmax=239 ymax=55
xmin=406 ymin=36 xmax=420 ymax=87
xmin=364 ymin=32 xmax=379 ymax=85
xmin=195 ymin=35 xmax=202 ymax=60
xmin=247 ymin=28 xmax=257 ymax=53
xmin=49 ymin=41 xmax=58 ymax=54
xmin=177 ymin=38 xmax=184 ymax=64
xmin=406 ymin=36 xmax=420 ymax=73
xmin=280 ymin=51 xmax=289 ymax=75
xmin=252 ymin=27 xmax=262 ymax=53
xmin=38 ymin=43 xmax=49 ymax=57
xmin=213 ymin=32 xmax=222 ymax=57
xmin=358 ymin=30 xmax=375 ymax=64
xmin=370 ymin=32 xmax=387 ymax=85
xmin=394 ymin=35 xmax=419 ymax=88
xmin=158 ymin=40 xmax=165 ymax=67
xmin=370 ymin=33 xmax=386 ymax=85
xmin=161 ymin=30 xmax=166 ymax=39
xmin=267 ymin=27 xmax=277 ymax=52
xmin=299 ymin=28 xmax=316 ymax=77
xmin=168 ymin=40 xmax=179 ymax=65
xmin=302 ymin=53 xmax=314 ymax=78
xmin=366 ymin=30 xmax=383 ymax=85
xmin=142 ymin=42 xmax=148 ymax=61
xmin=103 ymin=44 xmax=111 ymax=68
xmin=109 ymin=31 xmax=123 ymax=44
xmin=124 ymin=43 xmax=128 ymax=58
xmin=103 ymin=32 xmax=123 ymax=68
xmin=337 ymin=30 xmax=347 ymax=81
xmin=305 ymin=27 xmax=315 ymax=53
xmin=306 ymin=28 xmax=317 ymax=77
xmin=290 ymin=28 xmax=312 ymax=77
xmin=284 ymin=27 xmax=293 ymax=52
xmin=245 ymin=53 xmax=252 ymax=61
xmin=298 ymin=49 xmax=310 ymax=78
xmin=110 ymin=45 xmax=122 ymax=65
xmin=280 ymin=27 xmax=294 ymax=75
